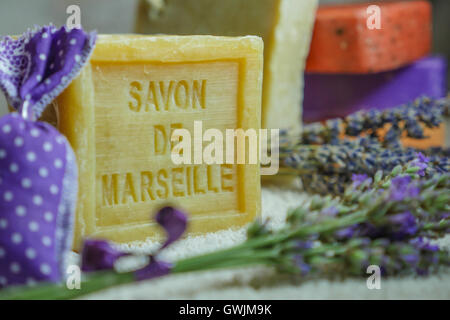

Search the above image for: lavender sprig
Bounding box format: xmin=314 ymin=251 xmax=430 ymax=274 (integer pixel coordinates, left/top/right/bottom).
xmin=280 ymin=142 xmax=448 ymax=195
xmin=1 ymin=158 xmax=448 ymax=299
xmin=175 ymin=163 xmax=449 ymax=277
xmin=281 ymin=237 xmax=448 ymax=277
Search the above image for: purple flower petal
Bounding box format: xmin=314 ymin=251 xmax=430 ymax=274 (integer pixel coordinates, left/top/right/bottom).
xmin=335 ymin=226 xmax=356 ymax=239
xmin=387 ymin=211 xmax=418 ymax=240
xmin=293 ymin=255 xmax=311 ymax=276
xmin=401 ymin=254 xmax=419 ymax=266
xmin=391 ymin=176 xmax=412 ymax=189
xmin=410 ymin=237 xmax=439 ymax=252
xmin=320 ymin=206 xmax=339 ymax=217
xmin=352 ymin=173 xmax=368 ymax=184
xmin=295 ymin=240 xmax=314 ymax=250
xmin=351 ymin=174 xmax=371 ymax=189
xmin=416 ymin=152 xmax=430 ymax=164
xmin=388 ymin=176 xmax=420 ymax=201
xmin=405 ymin=186 xmax=420 ymax=199
xmin=410 ymin=153 xmax=429 ymax=176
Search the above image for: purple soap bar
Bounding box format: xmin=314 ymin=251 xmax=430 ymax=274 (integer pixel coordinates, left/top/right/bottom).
xmin=303 ymin=56 xmax=448 ymax=123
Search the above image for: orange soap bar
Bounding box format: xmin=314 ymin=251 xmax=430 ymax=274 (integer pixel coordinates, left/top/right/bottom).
xmin=306 ymin=1 xmax=432 ymax=73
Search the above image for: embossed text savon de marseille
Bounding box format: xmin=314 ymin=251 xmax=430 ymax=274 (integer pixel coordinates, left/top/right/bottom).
xmin=54 ymin=35 xmax=263 ymax=247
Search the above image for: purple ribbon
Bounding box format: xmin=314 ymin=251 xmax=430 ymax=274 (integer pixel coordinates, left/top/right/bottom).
xmin=134 ymin=259 xmax=173 ymax=281
xmin=81 ymin=240 xmax=130 ymax=272
xmin=156 ymin=206 xmax=188 ymax=250
xmin=80 ymin=207 xmax=187 ymax=280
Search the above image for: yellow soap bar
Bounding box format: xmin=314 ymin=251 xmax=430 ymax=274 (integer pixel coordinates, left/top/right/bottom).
xmin=136 ymin=0 xmax=319 ymax=133
xmin=54 ymin=35 xmax=263 ymax=248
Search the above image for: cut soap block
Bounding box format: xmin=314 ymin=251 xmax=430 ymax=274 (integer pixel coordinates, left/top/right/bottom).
xmin=54 ymin=35 xmax=263 ymax=248
xmin=135 ymin=0 xmax=319 ymax=133
xmin=306 ymin=1 xmax=432 ymax=73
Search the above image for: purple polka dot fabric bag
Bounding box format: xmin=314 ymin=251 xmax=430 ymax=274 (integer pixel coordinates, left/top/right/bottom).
xmin=0 ymin=25 xmax=96 ymax=288
xmin=0 ymin=116 xmax=77 ymax=286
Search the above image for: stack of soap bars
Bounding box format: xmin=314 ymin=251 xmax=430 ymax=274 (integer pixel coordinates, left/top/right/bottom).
xmin=303 ymin=0 xmax=447 ymax=148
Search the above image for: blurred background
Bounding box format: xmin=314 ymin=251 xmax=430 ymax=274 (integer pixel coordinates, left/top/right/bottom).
xmin=0 ymin=0 xmax=448 ymax=116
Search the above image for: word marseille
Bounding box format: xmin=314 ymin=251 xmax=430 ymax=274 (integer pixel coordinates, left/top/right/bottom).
xmin=101 ymin=164 xmax=235 ymax=207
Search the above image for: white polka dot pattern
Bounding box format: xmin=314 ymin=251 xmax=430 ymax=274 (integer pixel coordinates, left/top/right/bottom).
xmin=0 ymin=114 xmax=77 ymax=288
